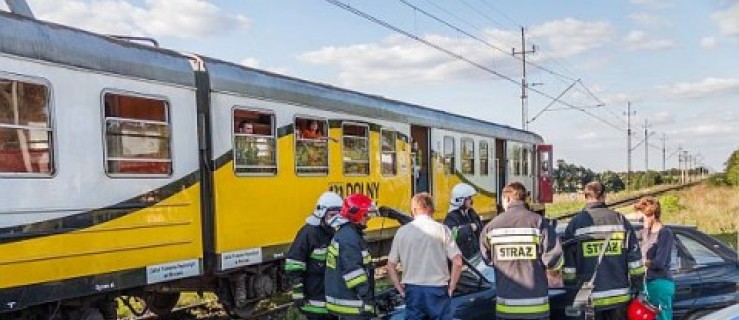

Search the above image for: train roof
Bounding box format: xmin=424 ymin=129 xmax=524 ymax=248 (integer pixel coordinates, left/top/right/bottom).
xmin=0 ymin=10 xmax=543 ymax=145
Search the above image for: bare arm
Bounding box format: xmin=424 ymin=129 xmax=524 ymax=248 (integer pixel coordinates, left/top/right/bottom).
xmin=386 ymin=261 xmax=404 ymax=297
xmin=448 ymin=254 xmax=463 ymax=297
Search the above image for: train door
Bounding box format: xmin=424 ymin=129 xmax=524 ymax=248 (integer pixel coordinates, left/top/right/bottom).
xmin=411 ymin=125 xmax=431 ymax=194
xmin=495 ymin=139 xmax=506 ymax=207
xmin=537 ymin=144 xmax=554 ymax=203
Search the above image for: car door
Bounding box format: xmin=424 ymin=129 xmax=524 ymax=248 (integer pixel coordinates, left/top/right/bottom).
xmin=674 ymin=230 xmax=739 ymax=315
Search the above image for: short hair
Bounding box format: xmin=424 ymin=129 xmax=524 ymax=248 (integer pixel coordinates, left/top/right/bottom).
xmin=584 ymin=181 xmax=606 ymax=200
xmin=411 ymin=192 xmax=435 ymax=213
xmin=634 ymin=196 xmax=661 ymax=219
xmin=502 ymin=182 xmax=527 ymax=201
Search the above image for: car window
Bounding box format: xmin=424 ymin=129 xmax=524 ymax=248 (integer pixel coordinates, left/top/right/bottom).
xmin=676 ymin=233 xmax=725 ymax=266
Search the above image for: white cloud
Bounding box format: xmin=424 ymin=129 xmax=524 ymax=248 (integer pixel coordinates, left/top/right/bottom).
xmin=699 ymin=36 xmax=719 ymax=49
xmin=648 ymin=111 xmax=676 ymax=125
xmin=629 ymin=0 xmax=672 ymax=9
xmin=628 ymin=12 xmax=672 ymax=28
xmin=674 ymin=124 xmax=734 ymax=135
xmin=712 ymin=2 xmax=739 ymax=37
xmin=659 ymin=77 xmax=739 ymax=99
xmin=529 ymin=18 xmax=615 ymax=58
xmin=21 ymin=0 xmax=249 ymax=39
xmin=623 ymin=30 xmax=676 ymax=51
xmin=300 ymin=18 xmax=613 ymax=85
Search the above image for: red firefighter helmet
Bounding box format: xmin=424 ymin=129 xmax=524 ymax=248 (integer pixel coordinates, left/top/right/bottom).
xmin=340 ymin=194 xmax=376 ymax=224
xmin=627 ymin=297 xmax=659 ymax=320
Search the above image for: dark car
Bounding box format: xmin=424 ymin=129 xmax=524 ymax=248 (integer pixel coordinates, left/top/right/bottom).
xmin=551 ymin=221 xmax=739 ymax=320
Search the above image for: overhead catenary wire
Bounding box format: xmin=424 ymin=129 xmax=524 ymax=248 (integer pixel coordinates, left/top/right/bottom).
xmin=324 ymin=0 xmax=627 ymax=132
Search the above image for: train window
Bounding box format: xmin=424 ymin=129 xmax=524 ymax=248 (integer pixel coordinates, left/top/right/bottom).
xmin=0 ymin=77 xmax=53 ymax=176
xmin=381 ymin=129 xmax=397 ymax=176
xmin=103 ymin=93 xmax=171 ymax=176
xmin=343 ymin=123 xmax=369 ymax=175
xmin=509 ymin=143 xmax=521 ymax=176
xmin=443 ymin=136 xmax=455 ymax=175
xmin=480 ymin=140 xmax=489 ymax=176
xmin=295 ymin=117 xmax=329 ymax=175
xmin=461 ymin=138 xmax=474 ymax=175
xmin=233 ymin=108 xmax=276 ymax=175
xmin=522 ymin=146 xmax=530 ymax=176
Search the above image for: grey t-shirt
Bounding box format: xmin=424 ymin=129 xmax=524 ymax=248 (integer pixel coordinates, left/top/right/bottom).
xmin=641 ymin=227 xmax=673 ymax=281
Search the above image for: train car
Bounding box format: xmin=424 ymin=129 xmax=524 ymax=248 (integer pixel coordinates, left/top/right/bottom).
xmin=0 ymin=3 xmax=554 ymax=319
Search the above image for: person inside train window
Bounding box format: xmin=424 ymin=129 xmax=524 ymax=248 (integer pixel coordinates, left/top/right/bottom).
xmin=238 ymin=120 xmax=254 ymax=134
xmin=300 ymin=120 xmax=323 ymax=139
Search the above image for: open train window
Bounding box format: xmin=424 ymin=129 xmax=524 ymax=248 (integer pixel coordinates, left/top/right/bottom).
xmin=480 ymin=140 xmax=489 ymax=176
xmin=103 ymin=92 xmax=171 ymax=177
xmin=381 ymin=129 xmax=397 ymax=176
xmin=0 ymin=76 xmax=53 ymax=176
xmin=443 ymin=136 xmax=455 ymax=175
xmin=461 ymin=138 xmax=474 ymax=175
xmin=343 ymin=123 xmax=369 ymax=175
xmin=295 ymin=117 xmax=328 ymax=175
xmin=233 ymin=108 xmax=276 ymax=175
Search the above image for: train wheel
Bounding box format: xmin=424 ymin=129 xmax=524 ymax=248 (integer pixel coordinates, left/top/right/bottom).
xmin=145 ymin=292 xmax=180 ymax=316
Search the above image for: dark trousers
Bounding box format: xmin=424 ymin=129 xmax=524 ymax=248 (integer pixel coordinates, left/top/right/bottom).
xmin=595 ymin=304 xmax=627 ymax=320
xmin=405 ymin=284 xmax=452 ymax=320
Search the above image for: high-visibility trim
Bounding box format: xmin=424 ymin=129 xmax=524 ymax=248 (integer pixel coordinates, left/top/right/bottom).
xmin=488 ymin=235 xmax=540 ymax=245
xmin=301 ymin=304 xmax=328 ymax=314
xmin=343 ymin=269 xmax=366 ymax=281
xmin=310 ymin=248 xmax=327 ymax=261
xmin=593 ymin=294 xmax=631 ymax=307
xmin=496 ymin=302 xmax=549 ymax=314
xmin=326 ymin=296 xmax=371 ymax=315
xmin=451 ymin=227 xmax=459 ymax=240
xmin=575 ymin=225 xmax=625 ymax=236
xmin=563 ymin=273 xmax=576 ymax=281
xmin=629 ymin=265 xmax=646 ymax=276
xmin=592 ymin=288 xmax=631 ymax=299
xmin=497 ymin=296 xmax=548 ymax=306
xmin=563 ymin=267 xmax=576 ymax=274
xmin=490 ymin=227 xmax=541 ymax=237
xmin=346 ymin=274 xmax=368 ymax=288
xmin=629 ymin=260 xmax=643 ymax=269
xmin=362 ymin=250 xmax=372 ymax=264
xmin=326 ymin=296 xmax=363 ymax=307
xmin=307 ymin=300 xmax=326 ymax=307
xmin=285 ymin=259 xmax=306 ymax=271
xmin=328 ymin=244 xmax=339 ymax=255
xmin=292 ymin=292 xmax=304 ymax=300
xmin=327 ymin=303 xmax=360 ymax=315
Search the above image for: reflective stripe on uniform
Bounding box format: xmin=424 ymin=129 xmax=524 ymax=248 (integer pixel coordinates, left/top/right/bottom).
xmin=489 ymin=227 xmax=541 ymax=236
xmin=311 ymin=248 xmax=327 ymax=261
xmin=285 ymin=259 xmax=306 ymax=271
xmin=488 ymin=235 xmax=540 ymax=245
xmin=550 ymin=255 xmax=565 ymax=271
xmin=496 ymin=302 xmax=549 ymax=315
xmin=326 ymin=296 xmax=371 ymax=315
xmin=497 ymin=296 xmax=548 ymax=306
xmin=326 ymin=296 xmax=363 ymax=307
xmin=343 ymin=268 xmax=368 ymax=288
xmin=301 ymin=300 xmax=328 ymax=314
xmin=592 ymin=288 xmax=631 ymax=307
xmin=574 ymin=224 xmax=625 ymax=236
xmin=292 ymin=292 xmax=304 ymax=299
xmin=629 ymin=260 xmax=646 ymax=275
xmin=362 ymin=250 xmax=372 ymax=264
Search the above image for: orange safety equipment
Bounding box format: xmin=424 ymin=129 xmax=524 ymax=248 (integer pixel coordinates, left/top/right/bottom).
xmin=627 ymin=297 xmax=659 ymax=320
xmin=340 ymin=194 xmax=375 ymax=224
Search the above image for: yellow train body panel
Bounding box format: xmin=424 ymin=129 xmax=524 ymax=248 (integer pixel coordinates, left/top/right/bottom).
xmin=213 ymin=129 xmax=410 ymax=258
xmin=0 ymin=184 xmax=203 ymax=289
xmin=430 ymin=156 xmax=498 ymax=221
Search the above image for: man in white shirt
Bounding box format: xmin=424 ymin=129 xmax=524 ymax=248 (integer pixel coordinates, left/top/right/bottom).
xmin=387 ymin=193 xmax=464 ymax=320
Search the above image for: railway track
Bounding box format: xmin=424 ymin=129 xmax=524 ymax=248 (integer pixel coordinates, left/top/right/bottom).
xmin=554 ymin=181 xmax=702 ymax=220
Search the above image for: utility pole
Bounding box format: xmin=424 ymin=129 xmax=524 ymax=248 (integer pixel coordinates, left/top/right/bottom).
xmin=643 ymin=119 xmax=651 ymax=172
xmin=625 ymin=102 xmax=636 ymax=189
xmin=512 ymin=27 xmax=536 ymax=131
xmin=660 ymin=133 xmax=667 ymax=172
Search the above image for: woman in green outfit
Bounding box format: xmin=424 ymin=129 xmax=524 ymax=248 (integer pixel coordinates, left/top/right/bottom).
xmin=635 ymin=197 xmax=676 ymax=320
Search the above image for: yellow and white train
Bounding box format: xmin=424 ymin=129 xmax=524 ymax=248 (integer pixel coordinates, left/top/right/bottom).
xmin=0 ymin=4 xmax=554 ymax=320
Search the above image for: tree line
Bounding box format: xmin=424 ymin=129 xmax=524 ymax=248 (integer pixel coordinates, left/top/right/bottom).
xmin=708 ymin=148 xmax=739 ymax=187
xmin=552 ymin=159 xmax=700 ymax=193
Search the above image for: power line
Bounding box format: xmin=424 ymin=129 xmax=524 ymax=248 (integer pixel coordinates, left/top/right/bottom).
xmin=474 ymin=0 xmax=522 ymax=28
xmin=324 ymin=0 xmax=625 ymax=131
xmin=458 ymin=0 xmax=508 ymax=29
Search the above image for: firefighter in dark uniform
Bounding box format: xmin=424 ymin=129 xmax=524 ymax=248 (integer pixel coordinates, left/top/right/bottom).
xmin=444 ymin=183 xmax=484 ymax=260
xmin=325 ymin=194 xmax=377 ymax=320
xmin=480 ymin=182 xmax=563 ymax=320
xmin=285 ymin=192 xmax=344 ymax=320
xmin=562 ymin=181 xmax=645 ymax=320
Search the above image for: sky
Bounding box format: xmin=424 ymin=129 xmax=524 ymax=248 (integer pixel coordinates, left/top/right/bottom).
xmin=3 ymin=0 xmax=738 ymax=172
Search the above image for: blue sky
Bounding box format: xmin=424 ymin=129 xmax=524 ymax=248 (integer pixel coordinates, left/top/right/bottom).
xmin=4 ymin=0 xmax=738 ymax=172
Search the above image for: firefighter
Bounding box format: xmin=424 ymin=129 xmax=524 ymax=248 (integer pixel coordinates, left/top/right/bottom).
xmin=325 ymin=194 xmax=377 ymax=320
xmin=444 ymin=183 xmax=483 ymax=260
xmin=480 ymin=182 xmax=563 ymax=320
xmin=284 ymin=192 xmax=344 ymax=320
xmin=562 ymin=181 xmax=644 ymax=320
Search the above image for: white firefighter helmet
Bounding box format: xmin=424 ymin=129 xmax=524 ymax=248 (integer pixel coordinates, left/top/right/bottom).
xmin=450 ymin=183 xmax=477 ymax=207
xmin=307 ymin=191 xmax=343 ymax=225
